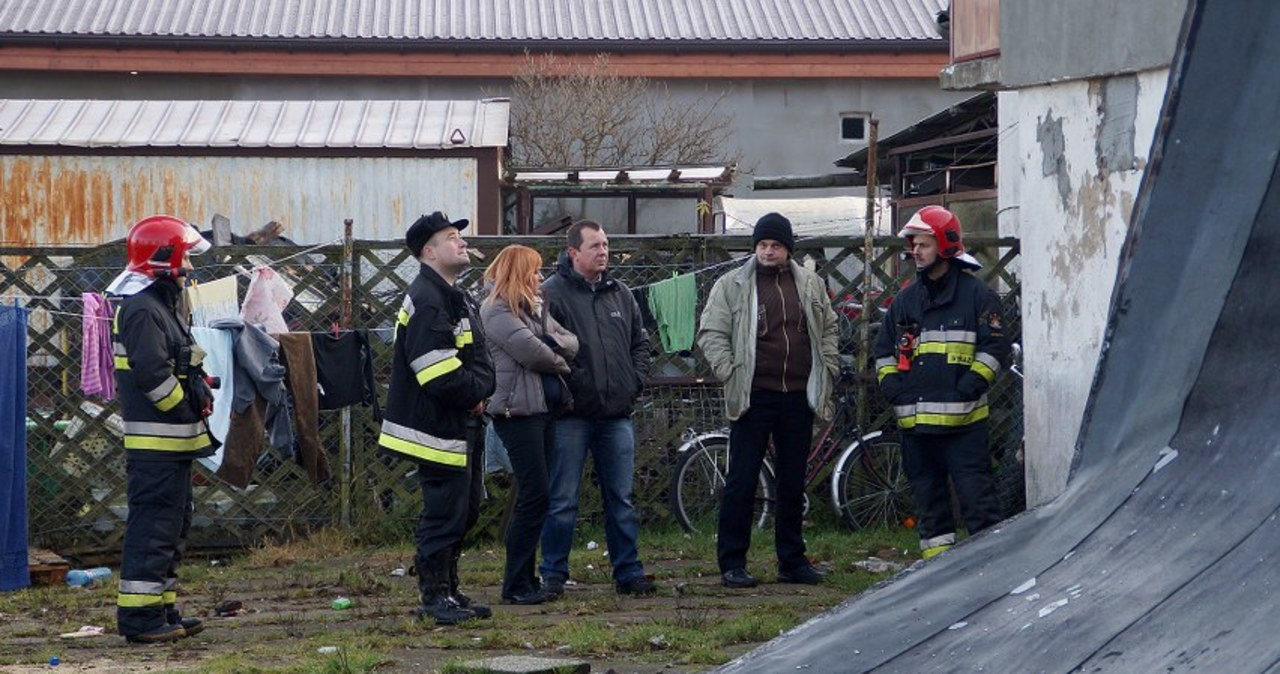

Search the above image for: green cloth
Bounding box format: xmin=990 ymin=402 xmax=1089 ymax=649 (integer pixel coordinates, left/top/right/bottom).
xmin=647 ymin=273 xmax=697 ymax=353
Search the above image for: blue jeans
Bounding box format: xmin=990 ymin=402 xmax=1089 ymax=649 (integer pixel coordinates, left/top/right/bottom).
xmin=539 ymin=416 xmax=645 ymax=583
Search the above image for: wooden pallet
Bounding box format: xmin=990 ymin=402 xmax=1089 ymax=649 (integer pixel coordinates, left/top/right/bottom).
xmin=28 ymin=548 xmax=69 ymax=587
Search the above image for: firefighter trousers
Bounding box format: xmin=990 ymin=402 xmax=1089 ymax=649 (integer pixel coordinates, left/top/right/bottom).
xmin=414 ymin=426 xmax=483 ymax=600
xmin=117 ymin=457 xmax=193 ymax=637
xmin=901 ymin=423 xmax=1002 ymax=543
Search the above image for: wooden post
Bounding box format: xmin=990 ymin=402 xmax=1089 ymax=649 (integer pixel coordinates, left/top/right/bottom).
xmin=859 ymin=119 xmax=879 ymax=429
xmin=628 ymin=195 xmax=638 ymax=234
xmin=340 ymin=218 xmax=354 ymax=530
xmin=516 ymin=187 xmax=532 ymax=235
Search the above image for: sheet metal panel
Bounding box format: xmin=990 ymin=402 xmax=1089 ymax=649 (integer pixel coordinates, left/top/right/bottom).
xmin=0 ymin=0 xmax=946 ymax=42
xmin=0 ymin=154 xmax=477 ymax=246
xmin=0 ymin=99 xmax=509 ymax=150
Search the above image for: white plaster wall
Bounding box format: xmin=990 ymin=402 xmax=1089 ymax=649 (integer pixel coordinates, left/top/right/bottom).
xmin=1006 ymin=68 xmax=1168 ymax=505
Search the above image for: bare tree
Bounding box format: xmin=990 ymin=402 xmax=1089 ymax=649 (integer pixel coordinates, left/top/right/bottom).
xmin=508 ymin=54 xmax=740 ymax=168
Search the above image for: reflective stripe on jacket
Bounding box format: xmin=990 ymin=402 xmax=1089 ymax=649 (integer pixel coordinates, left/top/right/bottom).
xmin=378 ymin=264 xmax=495 ymax=470
xmin=111 ymin=281 xmax=215 ymax=459
xmin=873 ymin=264 xmax=1008 ymax=434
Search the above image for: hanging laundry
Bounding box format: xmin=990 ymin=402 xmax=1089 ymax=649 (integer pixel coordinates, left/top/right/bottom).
xmin=646 ymin=273 xmax=698 ymax=353
xmin=310 ymin=330 xmax=381 ymax=420
xmin=188 ymin=275 xmax=240 ymax=328
xmin=210 ymin=318 xmax=295 ymax=488
xmin=190 ymin=327 xmax=236 ymax=473
xmin=0 ymin=305 xmax=29 ymax=591
xmin=80 ymin=292 xmax=115 ymax=400
xmin=240 ymin=267 xmax=293 ymax=334
xmin=272 ymin=333 xmax=329 ymax=485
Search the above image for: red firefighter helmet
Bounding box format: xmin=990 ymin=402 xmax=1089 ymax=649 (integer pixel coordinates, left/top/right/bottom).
xmin=125 ymin=215 xmax=211 ymax=277
xmin=897 ymin=205 xmax=981 ymax=270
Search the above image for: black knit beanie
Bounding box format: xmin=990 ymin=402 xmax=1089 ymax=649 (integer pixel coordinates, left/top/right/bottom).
xmin=752 ymin=212 xmax=795 ymax=252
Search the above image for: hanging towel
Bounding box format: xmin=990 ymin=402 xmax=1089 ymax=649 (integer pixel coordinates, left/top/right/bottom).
xmin=80 ymin=292 xmax=115 ymax=400
xmin=311 ymin=330 xmax=381 ymax=420
xmin=272 ymin=333 xmax=329 ymax=485
xmin=0 ymin=305 xmax=30 ymax=591
xmin=240 ymin=267 xmax=293 ymax=334
xmin=646 ymin=273 xmax=698 ymax=353
xmin=191 ymin=327 xmax=236 ymax=473
xmin=188 ymin=275 xmax=241 ymax=328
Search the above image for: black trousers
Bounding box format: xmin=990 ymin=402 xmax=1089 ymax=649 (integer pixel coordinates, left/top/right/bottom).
xmin=493 ymin=414 xmax=554 ymax=597
xmin=718 ymin=390 xmax=814 ymax=574
xmin=415 ymin=425 xmax=483 ymax=595
xmin=901 ymin=423 xmax=1003 ymax=542
xmin=117 ymin=457 xmax=193 ymax=637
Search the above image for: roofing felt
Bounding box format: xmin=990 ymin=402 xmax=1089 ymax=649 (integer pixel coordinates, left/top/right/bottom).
xmin=721 ymin=0 xmax=1280 ymax=671
xmin=0 ymin=0 xmax=945 ymax=44
xmin=0 ymin=98 xmax=510 ymax=149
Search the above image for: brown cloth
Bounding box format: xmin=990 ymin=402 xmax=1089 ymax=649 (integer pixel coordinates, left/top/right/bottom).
xmin=752 ymin=264 xmax=813 ymax=394
xmin=272 ymin=333 xmax=329 ymax=485
xmin=217 ymin=398 xmax=266 ymax=488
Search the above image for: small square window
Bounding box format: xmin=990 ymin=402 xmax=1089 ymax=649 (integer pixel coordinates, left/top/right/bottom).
xmin=841 ymin=115 xmax=866 ymax=142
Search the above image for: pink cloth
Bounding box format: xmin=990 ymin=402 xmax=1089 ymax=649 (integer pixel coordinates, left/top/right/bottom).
xmin=80 ymin=292 xmax=115 ymax=400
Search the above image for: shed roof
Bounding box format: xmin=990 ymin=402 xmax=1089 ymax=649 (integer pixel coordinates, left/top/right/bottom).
xmin=0 ymin=98 xmax=509 ymax=149
xmin=0 ymin=0 xmax=945 ymax=45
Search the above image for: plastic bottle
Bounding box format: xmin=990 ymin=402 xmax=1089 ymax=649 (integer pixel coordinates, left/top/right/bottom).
xmin=66 ymin=567 xmax=113 ymax=587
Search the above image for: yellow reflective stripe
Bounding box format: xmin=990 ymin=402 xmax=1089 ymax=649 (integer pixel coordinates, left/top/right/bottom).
xmin=916 ymin=342 xmax=976 ymax=358
xmin=972 ymin=360 xmax=997 ymax=384
xmin=154 ymin=384 xmax=185 ymax=412
xmin=114 ymin=356 xmax=131 ymax=370
xmin=124 ymin=433 xmax=212 ymax=452
xmin=162 ymin=591 xmax=177 ymax=604
xmin=378 ymin=432 xmax=468 ymax=467
xmin=877 ymin=364 xmax=898 ymax=382
xmin=397 ymin=308 xmax=411 ymax=327
xmin=455 ymin=330 xmax=474 ymax=347
xmin=113 ymin=306 xmax=121 ymax=335
xmin=416 ymin=356 xmax=462 ymax=385
xmin=117 ymin=593 xmax=164 ymax=608
xmin=914 ymin=406 xmax=990 ymax=427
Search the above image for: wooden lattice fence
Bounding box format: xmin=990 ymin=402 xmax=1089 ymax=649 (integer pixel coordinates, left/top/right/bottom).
xmin=2 ymin=234 xmax=1020 ymax=555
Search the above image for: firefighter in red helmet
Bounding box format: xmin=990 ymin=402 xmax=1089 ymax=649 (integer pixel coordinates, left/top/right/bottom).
xmin=107 ymin=215 xmax=217 ymax=643
xmin=873 ymin=205 xmax=1009 ymax=559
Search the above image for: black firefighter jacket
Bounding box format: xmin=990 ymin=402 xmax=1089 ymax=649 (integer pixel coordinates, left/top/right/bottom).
xmin=112 ymin=280 xmax=216 ymax=460
xmin=378 ymin=264 xmax=495 ymax=471
xmin=874 ymin=264 xmax=1009 ymax=434
xmin=541 ymin=253 xmax=652 ymax=420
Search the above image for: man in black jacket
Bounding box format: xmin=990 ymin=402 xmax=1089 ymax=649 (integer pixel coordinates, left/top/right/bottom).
xmin=379 ymin=211 xmax=496 ymax=624
xmin=539 ymin=220 xmax=655 ymax=598
xmin=109 ymin=215 xmax=217 ymax=644
xmin=874 ymin=206 xmax=1009 ymax=560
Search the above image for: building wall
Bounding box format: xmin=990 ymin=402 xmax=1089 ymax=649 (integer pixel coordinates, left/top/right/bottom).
xmin=0 ymin=154 xmax=478 ymax=245
xmin=0 ymin=71 xmax=967 ymax=234
xmin=1000 ymin=0 xmax=1186 ymax=88
xmin=1001 ymin=68 xmax=1169 ymax=504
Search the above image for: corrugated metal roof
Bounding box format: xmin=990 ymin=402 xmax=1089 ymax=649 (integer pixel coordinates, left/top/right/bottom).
xmin=0 ymin=99 xmax=510 ymax=149
xmin=0 ymin=0 xmax=946 ymax=43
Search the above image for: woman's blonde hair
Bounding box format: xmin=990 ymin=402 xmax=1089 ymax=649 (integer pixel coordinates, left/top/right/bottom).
xmin=484 ymin=244 xmax=544 ymax=311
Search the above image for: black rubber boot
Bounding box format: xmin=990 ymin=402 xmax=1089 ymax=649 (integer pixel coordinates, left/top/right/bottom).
xmin=450 ymin=546 xmax=491 ymax=619
xmin=414 ymin=555 xmax=476 ymax=626
xmin=166 ymin=606 xmax=204 ymax=637
xmin=125 ymin=623 xmax=186 ymax=644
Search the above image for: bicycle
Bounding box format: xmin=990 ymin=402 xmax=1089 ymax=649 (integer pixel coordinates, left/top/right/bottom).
xmin=669 ymin=368 xmax=912 ymax=534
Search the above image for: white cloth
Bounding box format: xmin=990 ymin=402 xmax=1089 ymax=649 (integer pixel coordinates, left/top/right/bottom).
xmin=191 ymin=326 xmax=235 ymax=472
xmin=240 ymin=267 xmax=293 ymax=334
xmin=104 ymin=271 xmax=154 ymax=297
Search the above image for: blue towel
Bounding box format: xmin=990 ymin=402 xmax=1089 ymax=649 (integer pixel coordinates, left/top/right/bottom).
xmin=0 ymin=306 xmax=29 ymax=591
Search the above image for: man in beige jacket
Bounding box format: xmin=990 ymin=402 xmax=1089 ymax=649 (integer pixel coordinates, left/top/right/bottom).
xmin=696 ymin=213 xmax=840 ymax=588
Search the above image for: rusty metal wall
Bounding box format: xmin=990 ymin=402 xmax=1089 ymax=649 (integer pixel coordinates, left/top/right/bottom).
xmin=0 ymin=154 xmax=478 ymax=246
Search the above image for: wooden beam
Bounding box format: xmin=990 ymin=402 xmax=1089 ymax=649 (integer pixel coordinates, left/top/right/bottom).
xmin=0 ymin=47 xmax=949 ymax=79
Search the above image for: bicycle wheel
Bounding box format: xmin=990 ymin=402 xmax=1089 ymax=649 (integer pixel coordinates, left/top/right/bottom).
xmin=830 ymin=431 xmax=913 ymax=530
xmin=670 ymin=436 xmax=775 ymax=534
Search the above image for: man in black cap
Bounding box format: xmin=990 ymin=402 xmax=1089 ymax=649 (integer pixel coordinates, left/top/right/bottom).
xmin=696 ymin=212 xmax=839 ymax=588
xmin=379 ymin=211 xmax=495 ymax=624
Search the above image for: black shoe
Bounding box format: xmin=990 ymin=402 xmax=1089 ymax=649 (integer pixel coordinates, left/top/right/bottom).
xmin=542 ymin=576 xmax=566 ymax=601
xmin=174 ymin=617 xmax=204 ymax=637
xmin=777 ymin=564 xmax=825 ymax=585
xmin=501 ymin=588 xmax=547 ymax=605
xmin=721 ymin=568 xmax=759 ymax=589
xmin=415 ymin=597 xmax=478 ymax=625
xmin=453 ymin=592 xmax=492 ymax=619
xmin=616 ymin=575 xmax=657 ymax=596
xmin=125 ymin=623 xmax=186 ymax=644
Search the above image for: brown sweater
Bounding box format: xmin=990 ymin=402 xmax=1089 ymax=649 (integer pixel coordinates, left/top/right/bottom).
xmin=752 ymin=264 xmax=812 ymax=393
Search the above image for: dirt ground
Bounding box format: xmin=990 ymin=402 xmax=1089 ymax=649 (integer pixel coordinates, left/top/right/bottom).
xmin=0 ymin=540 xmax=912 ymax=674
